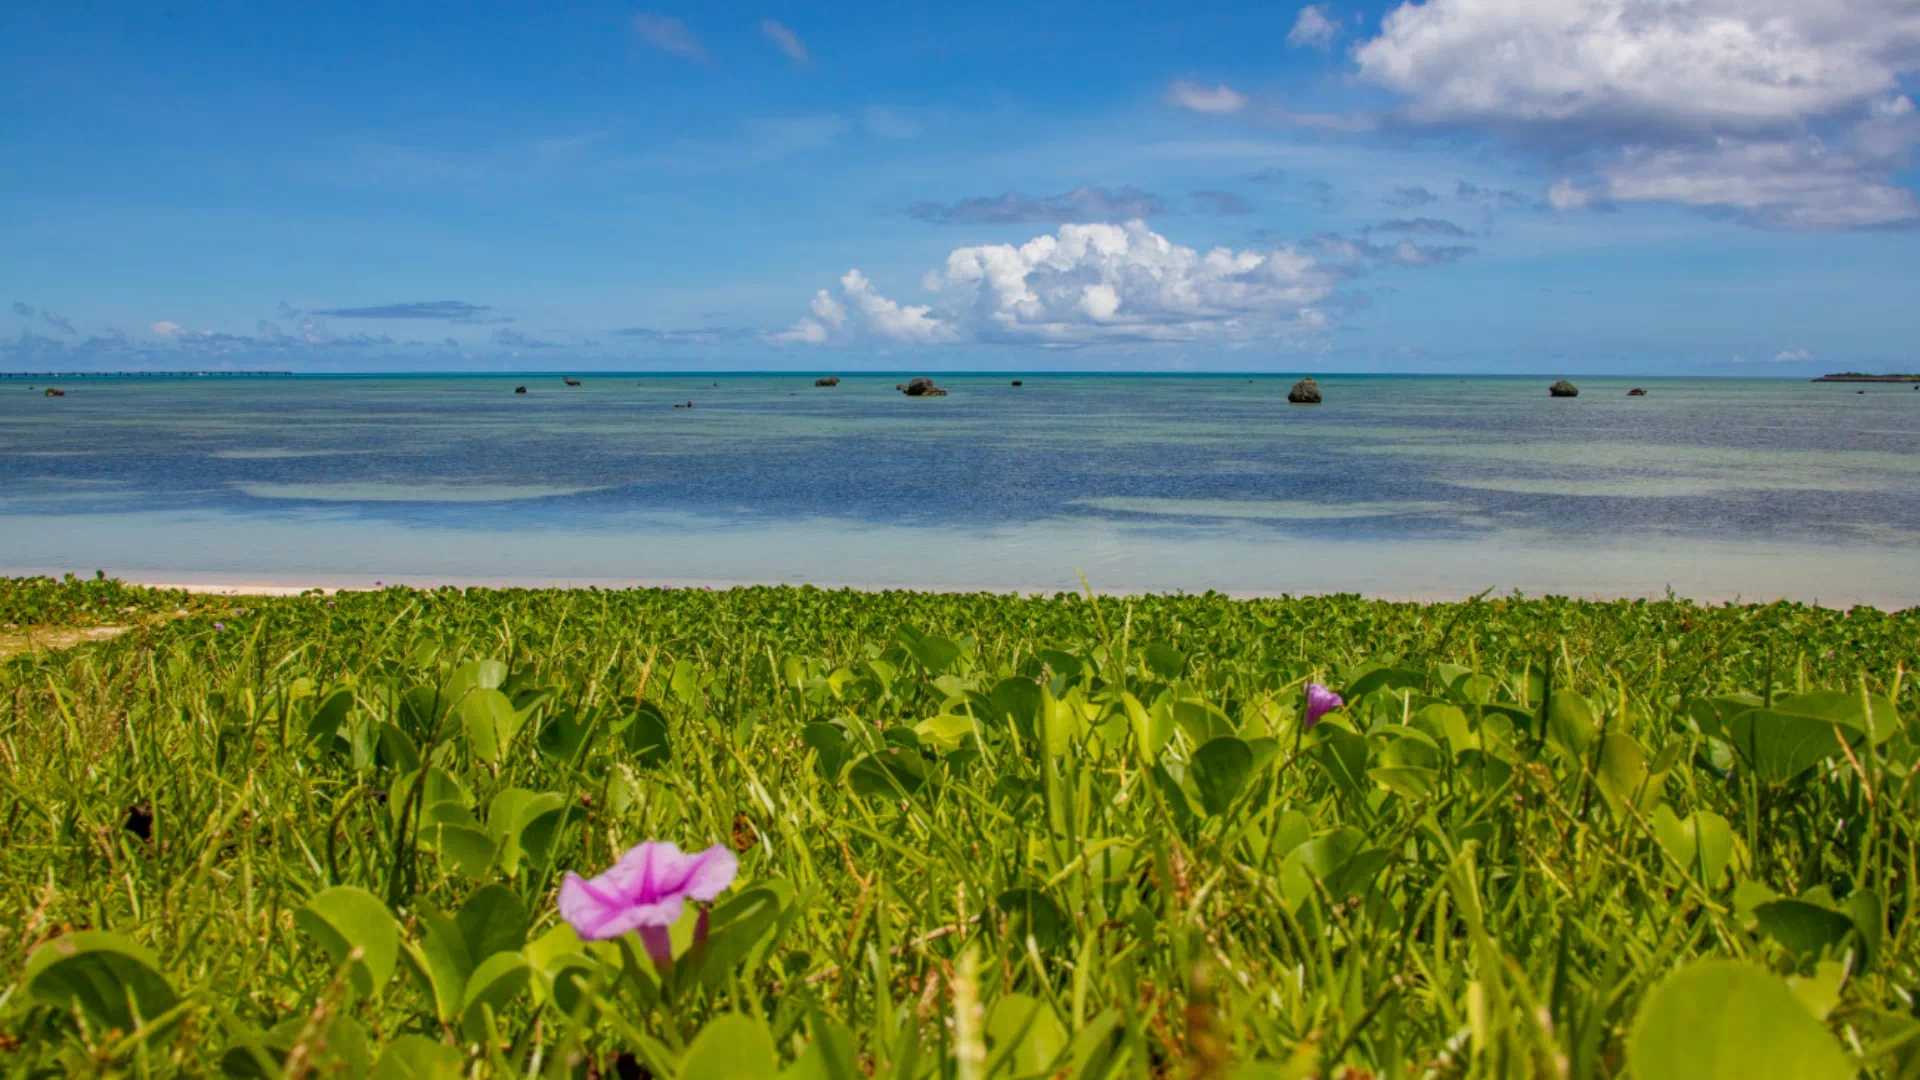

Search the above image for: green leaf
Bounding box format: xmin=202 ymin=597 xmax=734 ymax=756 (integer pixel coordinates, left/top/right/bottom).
xmin=1628 ymin=961 xmax=1853 ymax=1080
xmin=848 ymin=749 xmax=927 ymax=796
xmin=459 ymin=687 xmax=522 ymax=764
xmin=441 ymin=658 xmax=506 ymax=703
xmin=801 ymin=722 xmax=848 ymax=779
xmin=1651 ymin=805 xmax=1734 ymax=888
xmin=372 ymin=1034 xmax=464 ymax=1080
xmin=303 ymin=688 xmax=356 ymax=750
xmin=1725 ymin=709 xmax=1857 ymax=785
xmin=295 ymin=886 xmax=400 ymax=998
xmin=1368 ymin=765 xmax=1439 ymax=800
xmin=1771 ymin=690 xmax=1901 ymax=746
xmin=407 ymin=909 xmax=470 ymax=1023
xmin=915 ymin=712 xmax=982 ymax=752
xmin=988 ymin=677 xmax=1044 ymax=738
xmin=1309 ymin=725 xmax=1371 ymax=803
xmin=1545 ymin=691 xmax=1596 ymax=756
xmin=1594 ymin=732 xmax=1663 ymax=818
xmin=995 ymin=888 xmax=1071 ymax=952
xmin=1191 ymin=736 xmax=1255 ymax=816
xmin=902 ymin=631 xmax=961 ymax=675
xmin=1344 ymin=667 xmax=1424 ymax=699
xmin=456 ymin=883 xmax=529 ymax=962
xmin=1143 ymin=644 xmax=1186 ymax=681
xmin=24 ymin=931 xmax=178 ymax=1035
xmin=457 ymin=951 xmax=531 ymax=1042
xmin=1753 ymin=899 xmax=1854 ymax=961
xmin=622 ymin=701 xmax=672 ymax=768
xmin=985 ymin=993 xmax=1069 ymax=1078
xmin=680 ymin=1013 xmax=780 ymax=1080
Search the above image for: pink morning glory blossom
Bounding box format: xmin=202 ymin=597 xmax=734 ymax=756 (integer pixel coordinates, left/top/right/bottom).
xmin=1305 ymin=683 xmax=1343 ymax=728
xmin=558 ymin=841 xmax=738 ymax=969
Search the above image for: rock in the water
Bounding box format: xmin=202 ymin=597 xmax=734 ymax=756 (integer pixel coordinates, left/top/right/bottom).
xmin=1287 ymin=377 xmax=1322 ymax=404
xmin=1011 ymin=380 xmax=1023 ymax=386
xmin=1549 ymin=379 xmax=1579 ymax=397
xmin=43 ymin=388 xmax=64 ymax=397
xmin=1627 ymin=387 xmax=1647 ymax=396
xmin=563 ymin=376 xmax=582 ymax=387
xmin=902 ymin=376 xmax=947 ymax=397
xmin=814 ymin=376 xmax=840 ymax=387
xmin=514 ymin=385 xmax=528 ymax=394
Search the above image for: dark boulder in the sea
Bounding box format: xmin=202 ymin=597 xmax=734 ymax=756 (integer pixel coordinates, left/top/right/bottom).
xmin=814 ymin=376 xmax=840 ymax=387
xmin=902 ymin=376 xmax=948 ymax=397
xmin=1549 ymin=379 xmax=1579 ymax=397
xmin=1627 ymin=387 xmax=1647 ymax=396
xmin=514 ymin=385 xmax=528 ymax=394
xmin=1287 ymin=377 xmax=1322 ymax=404
xmin=43 ymin=388 xmax=64 ymax=398
xmin=1011 ymin=380 xmax=1023 ymax=386
xmin=563 ymin=376 xmax=582 ymax=387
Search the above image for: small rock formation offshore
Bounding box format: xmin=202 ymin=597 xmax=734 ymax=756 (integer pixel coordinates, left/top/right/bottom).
xmin=1287 ymin=377 xmax=1322 ymax=404
xmin=1627 ymin=387 xmax=1647 ymax=397
xmin=1011 ymin=380 xmax=1024 ymax=386
xmin=563 ymin=376 xmax=582 ymax=387
xmin=514 ymin=386 xmax=528 ymax=394
xmin=814 ymin=376 xmax=840 ymax=387
xmin=44 ymin=388 xmax=64 ymax=397
xmin=901 ymin=377 xmax=948 ymax=397
xmin=1549 ymin=379 xmax=1579 ymax=397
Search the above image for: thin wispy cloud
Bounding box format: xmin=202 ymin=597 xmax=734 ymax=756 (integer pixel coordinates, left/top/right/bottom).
xmin=10 ymin=301 xmax=34 ymax=317
xmin=906 ymin=186 xmax=1172 ymax=225
xmin=761 ymin=20 xmax=809 ymax=64
xmin=1166 ymin=80 xmax=1248 ymax=116
xmin=312 ymin=301 xmax=493 ymax=320
xmin=632 ymin=14 xmax=704 ymax=60
xmin=1374 ymin=217 xmax=1471 ymax=236
xmin=42 ymin=311 xmax=76 ymax=335
xmin=1191 ymin=190 xmax=1254 ymax=215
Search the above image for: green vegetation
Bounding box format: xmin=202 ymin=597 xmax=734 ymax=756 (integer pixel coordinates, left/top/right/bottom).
xmin=1 ymin=577 xmax=1916 ymax=1077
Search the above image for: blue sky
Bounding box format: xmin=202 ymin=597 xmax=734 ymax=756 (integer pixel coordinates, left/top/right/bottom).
xmin=3 ymin=0 xmax=1917 ymax=374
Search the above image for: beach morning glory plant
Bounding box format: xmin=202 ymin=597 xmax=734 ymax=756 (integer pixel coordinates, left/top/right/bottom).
xmin=1305 ymin=682 xmax=1343 ymax=728
xmin=558 ymin=841 xmax=739 ymax=970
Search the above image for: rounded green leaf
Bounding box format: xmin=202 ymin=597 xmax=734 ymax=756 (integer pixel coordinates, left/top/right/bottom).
xmin=295 ymin=886 xmax=400 ymax=998
xmin=24 ymin=931 xmax=177 ymax=1034
xmin=986 ymin=994 xmax=1069 ymax=1078
xmin=372 ymin=1034 xmax=465 ymax=1080
xmin=1191 ymin=736 xmax=1254 ymax=816
xmin=680 ymin=1013 xmax=779 ymax=1080
xmin=1629 ymin=961 xmax=1853 ymax=1080
xmin=457 ymin=951 xmax=531 ymax=1042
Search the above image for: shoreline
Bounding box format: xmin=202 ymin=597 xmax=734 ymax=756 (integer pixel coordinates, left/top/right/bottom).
xmin=102 ymin=575 xmax=1912 ymax=610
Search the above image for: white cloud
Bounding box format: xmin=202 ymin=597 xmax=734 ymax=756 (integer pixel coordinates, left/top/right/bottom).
xmin=778 ymin=221 xmax=1338 ymax=346
xmin=1288 ymin=5 xmax=1340 ymax=49
xmin=760 ymin=20 xmax=809 ymax=64
xmin=1351 ymin=0 xmax=1920 ymax=229
xmin=632 ymin=14 xmax=704 ymax=60
xmin=1775 ymin=348 xmax=1814 ymax=362
xmin=1167 ymin=80 xmax=1249 ymax=115
xmin=150 ymin=320 xmax=183 ymax=336
xmin=1546 ymin=177 xmax=1598 ymax=211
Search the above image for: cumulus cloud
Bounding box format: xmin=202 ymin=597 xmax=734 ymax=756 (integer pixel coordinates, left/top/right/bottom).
xmin=1288 ymin=4 xmax=1340 ymax=48
xmin=1191 ymin=190 xmax=1255 ymax=215
xmin=1309 ymin=232 xmax=1477 ymax=267
xmin=907 ymin=186 xmax=1172 ymax=225
xmin=1546 ymin=177 xmax=1602 ymax=211
xmin=633 ymin=14 xmax=704 ymax=60
xmin=1167 ymin=80 xmax=1249 ymax=115
xmin=150 ymin=320 xmax=183 ymax=337
xmin=1776 ymin=347 xmax=1814 ymax=362
xmin=761 ymin=20 xmax=809 ymax=64
xmin=312 ymin=300 xmax=494 ymax=320
xmin=1351 ymin=0 xmax=1920 ymax=229
xmin=777 ymin=221 xmax=1340 ymax=347
xmin=42 ymin=311 xmax=76 ymax=335
xmin=10 ymin=301 xmax=34 ymax=317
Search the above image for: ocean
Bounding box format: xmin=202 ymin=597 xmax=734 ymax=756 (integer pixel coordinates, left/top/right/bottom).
xmin=4 ymin=372 xmax=1917 ymax=605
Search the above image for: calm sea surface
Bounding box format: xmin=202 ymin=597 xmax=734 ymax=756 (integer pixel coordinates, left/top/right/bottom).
xmin=3 ymin=373 xmax=1917 ymax=604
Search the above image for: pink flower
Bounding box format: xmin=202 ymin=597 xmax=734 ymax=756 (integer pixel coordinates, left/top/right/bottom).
xmin=558 ymin=841 xmax=738 ymax=969
xmin=1305 ymin=683 xmax=1343 ymax=728
xmin=212 ymin=622 xmax=226 ymax=632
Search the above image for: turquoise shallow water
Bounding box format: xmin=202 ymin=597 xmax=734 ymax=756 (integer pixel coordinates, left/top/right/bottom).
xmin=3 ymin=373 xmax=1917 ymax=604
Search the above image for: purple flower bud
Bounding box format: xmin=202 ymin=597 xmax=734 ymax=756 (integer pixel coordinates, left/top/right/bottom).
xmin=559 ymin=841 xmax=739 ymax=969
xmin=1305 ymin=682 xmax=1343 ymax=728
xmin=213 ymin=622 xmax=226 ymax=632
